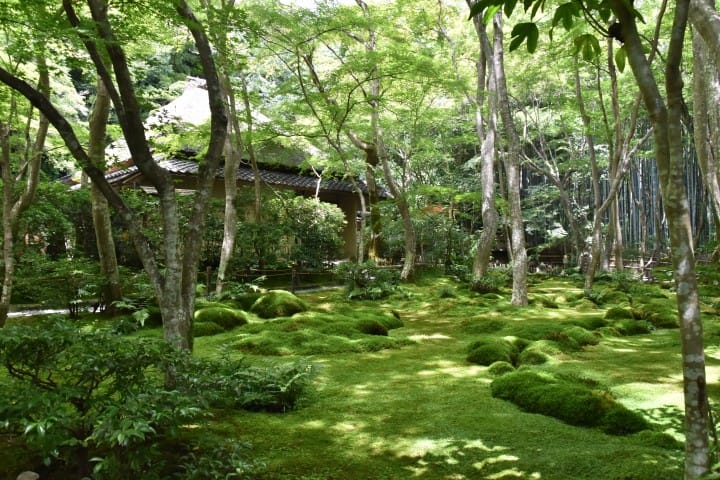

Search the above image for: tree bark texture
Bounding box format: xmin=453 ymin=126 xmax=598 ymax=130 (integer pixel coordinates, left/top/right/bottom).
xmin=88 ymin=79 xmax=122 ymax=312
xmin=0 ymin=53 xmax=49 ymax=327
xmin=491 ymin=13 xmax=527 ymax=305
xmin=613 ymin=2 xmax=709 ymax=477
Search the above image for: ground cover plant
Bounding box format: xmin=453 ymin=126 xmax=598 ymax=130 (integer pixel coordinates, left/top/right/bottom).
xmin=3 ymin=272 xmax=719 ymax=479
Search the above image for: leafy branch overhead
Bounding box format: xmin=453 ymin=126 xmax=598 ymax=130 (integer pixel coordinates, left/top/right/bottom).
xmin=468 ymin=0 xmax=641 ymax=59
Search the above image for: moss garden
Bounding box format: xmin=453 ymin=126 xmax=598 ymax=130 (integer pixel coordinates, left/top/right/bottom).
xmin=4 ymin=268 xmax=720 ymax=480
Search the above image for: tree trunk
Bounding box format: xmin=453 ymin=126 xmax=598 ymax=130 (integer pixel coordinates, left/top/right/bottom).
xmin=613 ymin=2 xmax=709 ymax=477
xmin=470 ymin=12 xmax=499 ymax=280
xmin=491 ymin=13 xmax=527 ymax=305
xmin=0 ymin=53 xmax=49 ymax=327
xmin=88 ymin=79 xmax=122 ymax=313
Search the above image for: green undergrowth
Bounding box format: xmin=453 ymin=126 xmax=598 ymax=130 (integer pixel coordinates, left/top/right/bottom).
xmin=2 ymin=274 xmax=700 ymax=480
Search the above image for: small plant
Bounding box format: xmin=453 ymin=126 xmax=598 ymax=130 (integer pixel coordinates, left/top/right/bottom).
xmin=469 ymin=268 xmax=511 ymax=294
xmin=334 ymin=261 xmax=400 ymax=300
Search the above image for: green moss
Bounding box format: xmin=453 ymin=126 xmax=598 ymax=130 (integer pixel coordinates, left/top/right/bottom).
xmin=611 ymin=319 xmax=654 ymax=336
xmin=530 ymin=294 xmax=559 ymax=309
xmin=193 ymin=321 xmax=224 ymax=337
xmin=194 ymin=307 xmax=249 ymax=330
xmin=487 ymin=361 xmax=515 ymax=376
xmin=503 ymin=322 xmax=565 ymax=341
xmin=604 ymin=307 xmax=634 ymax=320
xmin=562 ymin=326 xmax=600 ymax=347
xmin=601 ymin=404 xmax=650 ymax=435
xmin=250 ymin=290 xmax=309 ymax=319
xmin=355 ymin=319 xmax=389 ymax=336
xmin=466 ymin=337 xmax=519 ymax=366
xmin=564 ymin=316 xmax=606 ymax=331
xmin=195 ymin=299 xmax=239 ymax=310
xmin=490 ymin=370 xmax=649 ymax=434
xmin=461 ymin=318 xmax=506 ymax=334
xmin=234 ymin=292 xmax=264 ymax=311
xmin=630 ymin=430 xmax=683 ymax=450
xmin=518 ymin=340 xmax=561 ymax=365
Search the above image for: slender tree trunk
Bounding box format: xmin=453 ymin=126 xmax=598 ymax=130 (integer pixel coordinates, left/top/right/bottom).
xmin=470 ymin=13 xmax=499 ymax=279
xmin=0 ymin=54 xmax=49 ymax=327
xmin=613 ymin=2 xmax=709 ymax=477
xmin=88 ymin=79 xmax=122 ymax=313
xmin=491 ymin=13 xmax=527 ymax=305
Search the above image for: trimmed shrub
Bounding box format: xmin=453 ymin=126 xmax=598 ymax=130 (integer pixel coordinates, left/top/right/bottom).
xmin=194 ymin=321 xmax=224 ymax=337
xmin=467 ymin=337 xmax=518 ymax=366
xmin=487 ymin=361 xmax=515 ymax=376
xmin=194 ymin=307 xmax=249 ymax=330
xmin=250 ymin=290 xmax=309 ymax=319
xmin=355 ymin=319 xmax=389 ymax=336
xmin=604 ymin=307 xmax=635 ymax=320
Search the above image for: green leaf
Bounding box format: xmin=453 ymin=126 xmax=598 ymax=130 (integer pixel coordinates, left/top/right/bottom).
xmin=615 ymin=46 xmax=627 ymax=72
xmin=510 ymin=22 xmax=539 ymax=53
xmin=504 ymin=0 xmax=518 ymax=17
xmin=483 ymin=5 xmax=502 ymax=24
xmin=573 ymin=34 xmax=601 ymax=61
xmin=468 ymin=0 xmax=498 ymax=19
xmin=552 ymin=3 xmax=580 ymax=30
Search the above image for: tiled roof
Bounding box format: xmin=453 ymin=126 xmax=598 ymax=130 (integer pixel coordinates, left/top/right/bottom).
xmin=108 ymin=158 xmax=370 ymax=195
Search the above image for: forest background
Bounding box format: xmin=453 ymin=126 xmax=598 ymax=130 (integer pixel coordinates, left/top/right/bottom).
xmin=0 ymin=0 xmax=719 ymax=478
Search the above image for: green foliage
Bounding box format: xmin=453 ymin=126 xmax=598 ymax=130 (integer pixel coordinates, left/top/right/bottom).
xmin=194 ymin=307 xmax=249 ymax=330
xmin=250 ymin=290 xmax=309 ymax=319
xmin=610 ymin=319 xmax=654 ymax=336
xmin=0 ymin=318 xmax=200 ymax=477
xmin=469 ymin=267 xmax=511 ymax=294
xmin=490 ymin=370 xmax=649 ymax=435
xmin=335 ymin=261 xmax=400 ymax=300
xmin=517 ymin=340 xmax=560 ymax=365
xmin=176 ymin=356 xmax=317 ymax=413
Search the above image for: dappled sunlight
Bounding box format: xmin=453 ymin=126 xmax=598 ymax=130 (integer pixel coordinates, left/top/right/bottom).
xmin=417 ymin=359 xmax=485 ymax=379
xmin=613 ymin=382 xmax=684 ymax=410
xmin=408 ymin=333 xmax=454 ymax=341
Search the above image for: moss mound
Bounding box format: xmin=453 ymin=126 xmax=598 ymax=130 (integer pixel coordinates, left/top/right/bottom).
xmin=234 ymin=292 xmax=264 ymax=311
xmin=564 ymin=316 xmax=606 ymax=330
xmin=632 ymin=298 xmax=678 ymax=329
xmin=194 ymin=307 xmax=249 ymax=330
xmin=250 ymin=290 xmax=309 ymax=319
xmin=562 ymin=326 xmax=600 ymax=347
xmin=466 ymin=337 xmax=520 ymax=366
xmin=604 ymin=307 xmax=634 ymax=320
xmin=490 ymin=370 xmax=649 ymax=435
xmin=193 ymin=321 xmax=225 ymax=337
xmin=529 ymin=294 xmax=559 ymax=309
xmin=611 ymin=319 xmax=654 ymax=335
xmin=487 ymin=361 xmax=515 ymax=376
xmin=517 ymin=340 xmax=561 ymax=365
xmin=355 ymin=319 xmax=389 ymax=336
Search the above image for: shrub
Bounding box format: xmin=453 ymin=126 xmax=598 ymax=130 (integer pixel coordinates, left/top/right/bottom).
xmin=0 ymin=318 xmax=202 ymax=478
xmin=466 ymin=337 xmax=518 ymax=366
xmin=250 ymin=290 xmax=309 ymax=319
xmin=176 ymin=356 xmax=317 ymax=412
xmin=194 ymin=307 xmax=249 ymax=330
xmin=487 ymin=361 xmax=515 ymax=376
xmin=355 ymin=319 xmax=389 ymax=336
xmin=469 ymin=268 xmax=511 ymax=294
xmin=335 ymin=261 xmax=399 ymax=300
xmin=193 ymin=321 xmax=225 ymax=337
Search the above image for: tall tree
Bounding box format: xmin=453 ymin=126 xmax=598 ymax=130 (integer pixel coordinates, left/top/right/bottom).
xmin=0 ymin=49 xmax=49 ymax=327
xmin=0 ymin=0 xmax=227 ymax=352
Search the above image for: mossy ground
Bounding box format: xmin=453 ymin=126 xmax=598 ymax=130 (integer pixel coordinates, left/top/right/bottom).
xmin=4 ymin=273 xmax=719 ymax=479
